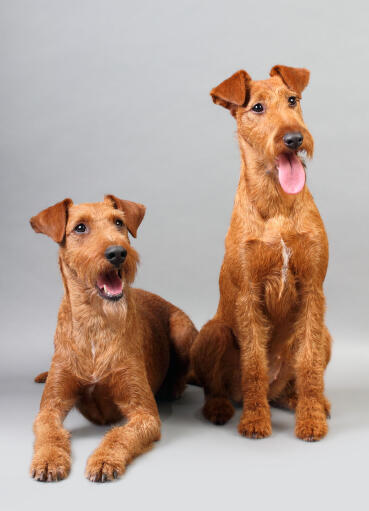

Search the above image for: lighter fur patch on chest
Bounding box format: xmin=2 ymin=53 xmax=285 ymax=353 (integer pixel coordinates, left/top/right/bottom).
xmin=279 ymin=238 xmax=291 ymax=297
xmin=91 ymin=339 xmax=96 ymax=360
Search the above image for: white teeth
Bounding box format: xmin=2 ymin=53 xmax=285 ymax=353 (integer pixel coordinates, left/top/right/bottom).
xmin=103 ymin=285 xmax=108 ymax=294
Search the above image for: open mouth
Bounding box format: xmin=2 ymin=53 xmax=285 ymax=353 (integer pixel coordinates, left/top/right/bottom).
xmin=96 ymin=269 xmax=123 ymax=301
xmin=276 ymin=151 xmax=306 ymax=195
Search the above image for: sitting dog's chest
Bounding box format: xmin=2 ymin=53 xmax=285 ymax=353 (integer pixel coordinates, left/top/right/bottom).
xmin=244 ymin=218 xmax=317 ymax=279
xmin=242 ymin=227 xmax=318 ymax=318
xmin=258 ymin=236 xmax=298 ymax=318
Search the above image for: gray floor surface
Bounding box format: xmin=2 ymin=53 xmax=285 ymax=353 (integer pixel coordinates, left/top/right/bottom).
xmin=1 ymin=341 xmax=368 ymax=511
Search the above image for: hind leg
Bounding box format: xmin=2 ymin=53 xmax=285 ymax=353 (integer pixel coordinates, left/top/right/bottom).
xmin=191 ymin=319 xmax=240 ymax=425
xmin=159 ymin=310 xmax=198 ymax=400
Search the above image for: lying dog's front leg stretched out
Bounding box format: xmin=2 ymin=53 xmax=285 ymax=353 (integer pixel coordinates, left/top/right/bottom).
xmin=85 ymin=367 xmax=161 ymax=482
xmin=31 ymin=365 xmax=79 ymax=481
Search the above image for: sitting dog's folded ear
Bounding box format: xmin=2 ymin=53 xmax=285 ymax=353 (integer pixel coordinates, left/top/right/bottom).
xmin=210 ymin=69 xmax=251 ymax=117
xmin=270 ymin=65 xmax=310 ymax=95
xmin=210 ymin=70 xmax=252 ymax=117
xmin=105 ymin=195 xmax=146 ymax=238
xmin=30 ymin=198 xmax=73 ymax=243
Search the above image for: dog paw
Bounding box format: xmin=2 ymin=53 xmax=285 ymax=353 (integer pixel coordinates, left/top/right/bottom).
xmin=30 ymin=446 xmax=70 ymax=482
xmin=203 ymin=397 xmax=234 ymax=425
xmin=295 ymin=416 xmax=328 ymax=442
xmin=238 ymin=412 xmax=272 ymax=439
xmin=86 ymin=451 xmax=126 ymax=483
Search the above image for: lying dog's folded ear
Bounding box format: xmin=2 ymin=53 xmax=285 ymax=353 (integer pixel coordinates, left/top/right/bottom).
xmin=210 ymin=70 xmax=252 ymax=117
xmin=105 ymin=195 xmax=146 ymax=238
xmin=30 ymin=198 xmax=73 ymax=243
xmin=270 ymin=65 xmax=310 ymax=95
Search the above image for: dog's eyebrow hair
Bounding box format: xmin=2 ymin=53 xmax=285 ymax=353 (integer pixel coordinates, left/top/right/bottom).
xmin=109 ymin=212 xmax=126 ymax=221
xmin=71 ymin=216 xmax=91 ymax=224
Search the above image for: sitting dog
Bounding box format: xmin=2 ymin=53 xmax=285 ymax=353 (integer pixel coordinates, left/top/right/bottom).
xmin=29 ymin=195 xmax=197 ymax=482
xmin=191 ymin=65 xmax=332 ymax=441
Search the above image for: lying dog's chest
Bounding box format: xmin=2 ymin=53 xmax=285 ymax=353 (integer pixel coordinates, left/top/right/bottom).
xmin=70 ymin=334 xmax=124 ymax=383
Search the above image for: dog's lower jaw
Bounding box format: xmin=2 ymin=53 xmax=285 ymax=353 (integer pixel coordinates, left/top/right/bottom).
xmin=95 ymin=285 xmax=124 ymax=302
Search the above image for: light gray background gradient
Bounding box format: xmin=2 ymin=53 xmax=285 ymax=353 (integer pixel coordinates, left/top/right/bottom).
xmin=0 ymin=1 xmax=368 ymax=510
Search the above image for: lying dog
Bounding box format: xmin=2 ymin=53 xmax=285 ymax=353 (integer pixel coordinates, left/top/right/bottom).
xmin=191 ymin=65 xmax=332 ymax=441
xmin=29 ymin=195 xmax=197 ymax=482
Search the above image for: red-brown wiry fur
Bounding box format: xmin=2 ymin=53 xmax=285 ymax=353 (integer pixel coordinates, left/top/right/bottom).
xmin=29 ymin=195 xmax=197 ymax=482
xmin=191 ymin=65 xmax=332 ymax=441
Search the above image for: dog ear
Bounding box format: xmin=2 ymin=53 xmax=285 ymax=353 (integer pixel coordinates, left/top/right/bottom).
xmin=105 ymin=195 xmax=146 ymax=238
xmin=270 ymin=65 xmax=310 ymax=95
xmin=30 ymin=198 xmax=73 ymax=243
xmin=210 ymin=70 xmax=252 ymax=117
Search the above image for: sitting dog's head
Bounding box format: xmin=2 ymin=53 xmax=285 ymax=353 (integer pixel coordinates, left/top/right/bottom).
xmin=210 ymin=65 xmax=314 ymax=195
xmin=30 ymin=195 xmax=145 ymax=305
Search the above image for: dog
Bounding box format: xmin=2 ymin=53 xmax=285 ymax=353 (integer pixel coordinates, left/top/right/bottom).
xmin=29 ymin=195 xmax=197 ymax=482
xmin=191 ymin=65 xmax=332 ymax=442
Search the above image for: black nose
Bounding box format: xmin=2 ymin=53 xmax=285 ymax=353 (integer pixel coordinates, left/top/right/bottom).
xmin=283 ymin=132 xmax=303 ymax=150
xmin=105 ymin=245 xmax=127 ymax=267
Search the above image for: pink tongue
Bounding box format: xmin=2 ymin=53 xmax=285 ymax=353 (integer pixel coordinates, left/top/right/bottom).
xmin=277 ymin=153 xmax=305 ymax=194
xmin=97 ymin=271 xmax=123 ymax=295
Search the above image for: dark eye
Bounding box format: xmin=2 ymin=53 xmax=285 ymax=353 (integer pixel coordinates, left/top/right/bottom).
xmin=74 ymin=223 xmax=87 ymax=233
xmin=288 ymin=96 xmax=297 ymax=106
xmin=115 ymin=219 xmax=123 ymax=228
xmin=251 ymin=103 xmax=264 ymax=113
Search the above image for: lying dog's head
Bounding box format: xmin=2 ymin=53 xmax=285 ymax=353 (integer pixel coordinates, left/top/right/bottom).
xmin=30 ymin=195 xmax=145 ymax=305
xmin=210 ymin=65 xmax=314 ymax=195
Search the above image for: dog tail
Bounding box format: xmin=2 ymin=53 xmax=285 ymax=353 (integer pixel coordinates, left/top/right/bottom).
xmin=34 ymin=371 xmax=48 ymax=383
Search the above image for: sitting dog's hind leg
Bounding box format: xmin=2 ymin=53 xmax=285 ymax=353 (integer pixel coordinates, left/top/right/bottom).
xmin=191 ymin=319 xmax=240 ymax=425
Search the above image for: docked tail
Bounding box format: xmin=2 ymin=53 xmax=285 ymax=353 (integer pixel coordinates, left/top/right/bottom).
xmin=34 ymin=371 xmax=48 ymax=383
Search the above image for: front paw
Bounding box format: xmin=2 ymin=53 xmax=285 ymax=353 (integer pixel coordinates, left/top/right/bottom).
xmin=238 ymin=409 xmax=272 ymax=439
xmin=295 ymin=414 xmax=328 ymax=442
xmin=86 ymin=449 xmax=127 ymax=483
xmin=30 ymin=446 xmax=70 ymax=482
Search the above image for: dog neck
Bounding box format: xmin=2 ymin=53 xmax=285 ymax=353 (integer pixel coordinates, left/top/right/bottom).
xmin=237 ymin=136 xmax=304 ymax=220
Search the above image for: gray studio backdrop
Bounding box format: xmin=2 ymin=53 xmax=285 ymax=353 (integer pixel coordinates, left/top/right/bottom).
xmin=1 ymin=1 xmax=368 ymax=378
xmin=1 ymin=1 xmax=369 ymax=510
